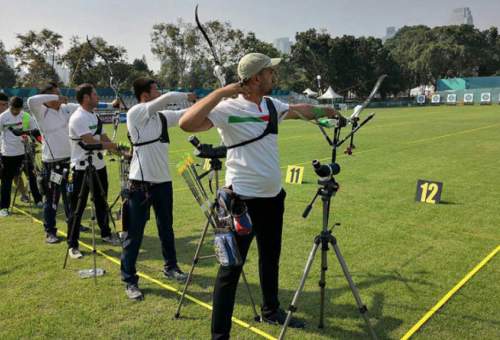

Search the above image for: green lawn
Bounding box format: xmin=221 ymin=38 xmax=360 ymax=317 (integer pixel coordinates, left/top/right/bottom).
xmin=0 ymin=105 xmax=499 ymax=339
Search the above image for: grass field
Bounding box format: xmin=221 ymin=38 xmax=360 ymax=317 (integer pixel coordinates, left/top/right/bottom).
xmin=1 ymin=105 xmax=499 ymax=339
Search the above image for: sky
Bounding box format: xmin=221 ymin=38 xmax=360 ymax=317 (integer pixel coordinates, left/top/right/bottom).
xmin=1 ymin=0 xmax=499 ymax=71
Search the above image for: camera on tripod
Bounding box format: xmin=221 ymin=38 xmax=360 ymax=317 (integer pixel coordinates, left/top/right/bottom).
xmin=312 ymin=160 xmax=340 ymax=179
xmin=189 ymin=135 xmax=227 ymax=159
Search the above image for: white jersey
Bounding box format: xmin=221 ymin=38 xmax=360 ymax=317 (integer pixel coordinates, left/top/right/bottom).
xmin=127 ymin=92 xmax=188 ymax=183
xmin=27 ymin=94 xmax=79 ymax=162
xmin=208 ymin=95 xmax=289 ymax=198
xmin=0 ymin=110 xmax=37 ymax=156
xmin=68 ymin=107 xmax=106 ymax=170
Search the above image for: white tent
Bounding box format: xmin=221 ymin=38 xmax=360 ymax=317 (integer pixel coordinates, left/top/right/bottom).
xmin=302 ymin=88 xmax=318 ymax=97
xmin=410 ymin=85 xmax=435 ymax=97
xmin=317 ymin=86 xmax=343 ymax=100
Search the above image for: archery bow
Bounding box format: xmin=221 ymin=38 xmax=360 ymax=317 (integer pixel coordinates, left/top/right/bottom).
xmin=86 ymin=36 xmax=129 ymax=149
xmin=344 ymin=74 xmax=387 ymax=154
xmin=86 ymin=36 xmax=129 ymax=111
xmin=195 ymin=5 xmax=226 ymax=87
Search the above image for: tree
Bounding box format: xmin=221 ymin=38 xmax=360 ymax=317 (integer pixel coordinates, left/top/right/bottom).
xmin=0 ymin=41 xmax=16 ymax=87
xmin=151 ymin=18 xmax=281 ymax=88
xmin=151 ymin=19 xmax=201 ymax=88
xmin=62 ymin=36 xmax=129 ymax=89
xmin=385 ymin=25 xmax=500 ymax=89
xmin=290 ymin=29 xmax=404 ymax=97
xmin=123 ymin=57 xmax=155 ymax=89
xmin=10 ymin=29 xmax=62 ymax=87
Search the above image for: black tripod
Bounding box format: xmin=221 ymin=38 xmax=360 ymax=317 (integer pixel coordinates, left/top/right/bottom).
xmin=109 ymin=151 xmax=131 ymax=240
xmin=279 ymin=114 xmax=378 ymax=340
xmin=62 ymin=147 xmax=119 ymax=283
xmin=174 ymin=137 xmax=259 ymax=321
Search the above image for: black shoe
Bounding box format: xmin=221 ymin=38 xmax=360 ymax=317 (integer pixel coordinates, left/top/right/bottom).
xmin=262 ymin=308 xmax=305 ymax=329
xmin=163 ymin=266 xmax=188 ymax=283
xmin=79 ymin=225 xmax=90 ymax=232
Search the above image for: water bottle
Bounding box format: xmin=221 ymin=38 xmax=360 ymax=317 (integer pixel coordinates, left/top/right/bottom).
xmin=78 ymin=268 xmax=105 ymax=279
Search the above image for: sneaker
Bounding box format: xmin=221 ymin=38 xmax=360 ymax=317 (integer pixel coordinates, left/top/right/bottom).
xmin=20 ymin=194 xmax=30 ymax=203
xmin=35 ymin=201 xmax=44 ymax=208
xmin=261 ymin=308 xmax=305 ymax=329
xmin=163 ymin=266 xmax=188 ymax=283
xmin=46 ymin=233 xmax=60 ymax=244
xmin=68 ymin=247 xmax=83 ymax=259
xmin=118 ymin=231 xmax=128 ymax=241
xmin=102 ymin=234 xmax=121 ymax=246
xmin=125 ymin=284 xmax=144 ymax=300
xmin=0 ymin=209 xmax=9 ymax=217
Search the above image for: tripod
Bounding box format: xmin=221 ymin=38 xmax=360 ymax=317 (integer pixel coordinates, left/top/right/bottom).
xmin=62 ymin=150 xmax=119 ymax=283
xmin=279 ymin=115 xmax=378 ymax=340
xmin=109 ymin=152 xmax=131 ymax=239
xmin=174 ymin=139 xmax=259 ymax=322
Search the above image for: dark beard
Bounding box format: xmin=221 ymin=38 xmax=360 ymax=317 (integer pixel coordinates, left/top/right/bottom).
xmin=264 ymin=86 xmax=273 ymax=95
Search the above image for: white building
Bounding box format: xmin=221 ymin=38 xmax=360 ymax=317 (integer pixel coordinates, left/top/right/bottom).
xmin=382 ymin=26 xmax=397 ymax=42
xmin=449 ymin=7 xmax=474 ymax=26
xmin=46 ymin=52 xmax=70 ymax=84
xmin=6 ymin=55 xmax=15 ymax=69
xmin=273 ymin=37 xmax=292 ymax=55
xmin=54 ymin=63 xmax=70 ymax=84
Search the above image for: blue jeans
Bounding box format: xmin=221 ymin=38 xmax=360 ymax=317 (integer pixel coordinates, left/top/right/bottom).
xmin=120 ymin=181 xmax=178 ymax=285
xmin=42 ymin=160 xmax=70 ymax=235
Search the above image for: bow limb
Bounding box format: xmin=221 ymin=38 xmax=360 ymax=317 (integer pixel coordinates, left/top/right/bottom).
xmin=195 ymin=5 xmax=226 ymax=87
xmin=86 ymin=36 xmax=129 ymax=111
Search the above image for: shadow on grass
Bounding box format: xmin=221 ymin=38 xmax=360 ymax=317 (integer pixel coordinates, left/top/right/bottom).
xmin=143 ymin=283 xmax=403 ymax=339
xmin=95 ymin=231 xmax=217 ymax=269
xmin=438 ymin=200 xmax=458 ymax=205
xmin=127 ymin=256 xmax=416 ymax=339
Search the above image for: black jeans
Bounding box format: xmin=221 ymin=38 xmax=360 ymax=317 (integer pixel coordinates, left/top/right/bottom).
xmin=0 ymin=155 xmax=23 ymax=209
xmin=42 ymin=160 xmax=71 ymax=235
xmin=211 ymin=189 xmax=286 ymax=340
xmin=66 ymin=167 xmax=111 ymax=248
xmin=120 ymin=181 xmax=178 ymax=285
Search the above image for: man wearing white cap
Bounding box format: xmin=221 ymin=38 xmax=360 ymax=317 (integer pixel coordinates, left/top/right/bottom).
xmin=180 ymin=52 xmax=344 ymax=339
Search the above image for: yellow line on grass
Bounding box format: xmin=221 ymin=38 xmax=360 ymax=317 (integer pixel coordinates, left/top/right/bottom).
xmin=12 ymin=206 xmax=277 ymax=340
xmin=401 ymin=245 xmax=500 ymax=340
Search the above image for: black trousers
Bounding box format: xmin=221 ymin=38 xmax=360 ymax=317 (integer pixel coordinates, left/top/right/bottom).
xmin=211 ymin=189 xmax=286 ymax=340
xmin=41 ymin=160 xmax=70 ymax=235
xmin=0 ymin=155 xmax=23 ymax=209
xmin=66 ymin=167 xmax=112 ymax=248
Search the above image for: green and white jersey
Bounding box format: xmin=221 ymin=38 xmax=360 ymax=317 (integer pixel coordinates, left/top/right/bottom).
xmin=208 ymin=95 xmax=289 ymax=198
xmin=0 ymin=110 xmax=36 ymax=156
xmin=68 ymin=107 xmax=105 ymax=170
